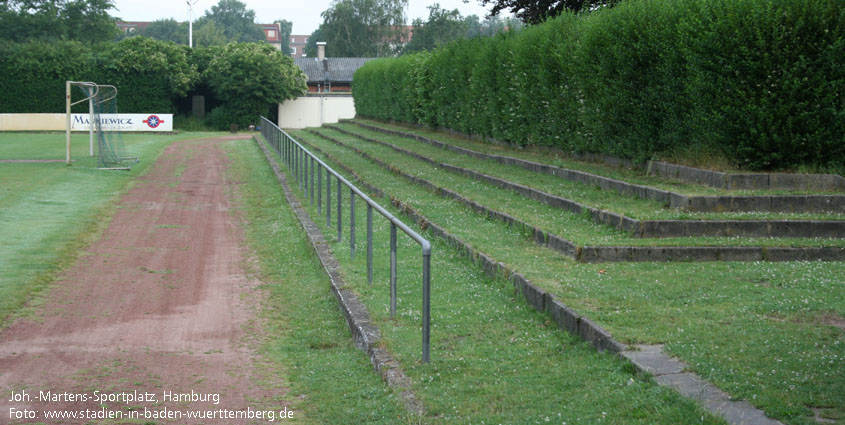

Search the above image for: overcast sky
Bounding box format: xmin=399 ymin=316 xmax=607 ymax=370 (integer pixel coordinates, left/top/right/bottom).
xmin=111 ymin=0 xmax=501 ymax=35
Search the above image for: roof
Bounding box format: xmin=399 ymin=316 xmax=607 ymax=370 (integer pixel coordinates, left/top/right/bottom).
xmin=293 ymin=57 xmax=375 ymax=84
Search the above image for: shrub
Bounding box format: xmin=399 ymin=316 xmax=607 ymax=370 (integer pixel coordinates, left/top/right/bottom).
xmin=353 ymin=0 xmax=845 ymax=172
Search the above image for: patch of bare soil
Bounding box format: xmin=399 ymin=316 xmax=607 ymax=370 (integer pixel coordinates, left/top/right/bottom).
xmin=0 ymin=137 xmax=289 ymax=423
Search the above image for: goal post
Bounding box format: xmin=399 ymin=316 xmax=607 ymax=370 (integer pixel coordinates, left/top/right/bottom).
xmin=65 ymin=81 xmax=132 ymax=169
xmin=65 ymin=80 xmax=97 ymax=166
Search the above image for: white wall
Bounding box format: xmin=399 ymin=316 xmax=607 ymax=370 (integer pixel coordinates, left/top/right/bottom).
xmin=0 ymin=114 xmax=66 ymax=131
xmin=278 ymin=94 xmax=356 ymax=129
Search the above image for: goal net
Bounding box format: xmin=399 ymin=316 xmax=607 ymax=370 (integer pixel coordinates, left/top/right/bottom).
xmin=67 ymin=81 xmax=134 ymax=169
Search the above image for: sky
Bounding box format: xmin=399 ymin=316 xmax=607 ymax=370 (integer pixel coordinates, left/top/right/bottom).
xmin=111 ymin=0 xmax=501 ymax=35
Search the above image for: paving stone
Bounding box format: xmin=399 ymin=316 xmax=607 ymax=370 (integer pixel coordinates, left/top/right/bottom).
xmin=656 ymin=373 xmax=730 ymax=402
xmin=704 ymin=399 xmax=785 ymax=425
xmin=620 ymin=345 xmax=685 ymax=376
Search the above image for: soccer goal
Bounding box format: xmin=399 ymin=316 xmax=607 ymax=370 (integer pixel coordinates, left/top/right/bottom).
xmin=66 ymin=81 xmax=135 ymax=169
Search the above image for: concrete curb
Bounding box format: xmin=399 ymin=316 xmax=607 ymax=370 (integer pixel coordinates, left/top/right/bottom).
xmin=648 ymin=161 xmax=845 ymax=192
xmin=329 ymin=125 xmax=845 ymax=240
xmin=301 ymin=130 xmax=845 ymax=263
xmin=348 ymin=121 xmax=845 ymax=214
xmin=253 ymin=136 xmax=424 ymax=416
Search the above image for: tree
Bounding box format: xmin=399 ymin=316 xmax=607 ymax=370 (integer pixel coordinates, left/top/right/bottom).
xmin=315 ymin=0 xmax=408 ymax=57
xmin=194 ymin=0 xmax=264 ymax=43
xmin=477 ymin=0 xmax=615 ymax=24
xmin=143 ymin=19 xmax=188 ymax=44
xmin=304 ymin=26 xmax=324 ymax=57
xmin=275 ymin=19 xmax=292 ymax=55
xmin=402 ymin=4 xmax=466 ymax=54
xmin=193 ymin=21 xmax=228 ymax=47
xmin=0 ymin=0 xmax=118 ymax=43
xmin=95 ymin=37 xmax=199 ymax=111
xmin=204 ymin=42 xmax=306 ymax=127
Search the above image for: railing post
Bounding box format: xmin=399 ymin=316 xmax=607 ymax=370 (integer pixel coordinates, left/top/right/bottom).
xmin=337 ymin=177 xmax=342 ymax=242
xmin=350 ymin=189 xmax=355 ymax=260
xmin=310 ymin=157 xmax=315 ymax=205
xmin=317 ymin=162 xmax=323 ymax=215
xmin=303 ymin=149 xmax=308 ymax=196
xmin=390 ymin=223 xmax=397 ymax=319
xmin=367 ymin=204 xmax=373 ymax=285
xmin=326 ymin=171 xmax=331 ymax=226
xmin=422 ymin=250 xmax=431 ymax=363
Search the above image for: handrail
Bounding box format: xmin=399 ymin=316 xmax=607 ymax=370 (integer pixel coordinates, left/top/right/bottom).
xmin=259 ymin=117 xmax=432 ymax=363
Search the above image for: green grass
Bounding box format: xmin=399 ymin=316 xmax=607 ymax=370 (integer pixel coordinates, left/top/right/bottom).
xmin=0 ymin=131 xmax=219 ymax=327
xmin=299 ymin=128 xmax=845 ymax=248
xmin=351 ymin=119 xmax=845 ymax=198
xmin=285 ymin=129 xmax=845 ymax=425
xmin=256 ymin=134 xmax=723 ymax=424
xmin=224 ymin=139 xmax=413 ymax=424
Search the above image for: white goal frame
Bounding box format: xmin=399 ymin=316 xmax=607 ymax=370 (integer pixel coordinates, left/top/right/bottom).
xmin=65 ymin=81 xmax=118 ymax=166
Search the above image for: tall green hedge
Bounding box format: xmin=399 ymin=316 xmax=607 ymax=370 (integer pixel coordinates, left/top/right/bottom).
xmin=353 ymin=0 xmax=845 ymax=172
xmin=0 ymin=37 xmax=305 ymax=130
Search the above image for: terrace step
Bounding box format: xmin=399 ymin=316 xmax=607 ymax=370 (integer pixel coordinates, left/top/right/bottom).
xmin=349 ymin=120 xmax=845 ymax=213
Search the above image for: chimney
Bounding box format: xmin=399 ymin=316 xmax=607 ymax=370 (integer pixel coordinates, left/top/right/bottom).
xmin=317 ymin=42 xmax=326 ymax=61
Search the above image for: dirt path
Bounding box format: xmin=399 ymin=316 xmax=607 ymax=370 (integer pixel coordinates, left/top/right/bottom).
xmin=0 ymin=137 xmax=288 ymax=424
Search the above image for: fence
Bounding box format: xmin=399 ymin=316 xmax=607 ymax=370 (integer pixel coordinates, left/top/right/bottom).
xmin=260 ymin=116 xmax=433 ymax=363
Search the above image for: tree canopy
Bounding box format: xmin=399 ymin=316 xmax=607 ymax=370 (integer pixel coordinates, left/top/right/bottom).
xmin=275 ymin=19 xmax=293 ymax=55
xmin=402 ymin=4 xmax=465 ymax=54
xmin=310 ymin=0 xmax=408 ymax=57
xmin=478 ymin=0 xmax=615 ymax=24
xmin=194 ymin=0 xmax=265 ymax=44
xmin=142 ymin=19 xmax=189 ymax=44
xmin=0 ymin=0 xmax=118 ymax=43
xmin=205 ymin=42 xmax=306 ymax=126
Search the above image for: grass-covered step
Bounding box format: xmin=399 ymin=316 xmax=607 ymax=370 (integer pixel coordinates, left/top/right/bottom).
xmin=648 ymin=161 xmax=845 ymax=192
xmin=259 ymin=134 xmax=726 ymax=425
xmin=330 ymin=124 xmax=845 ymax=239
xmin=322 ymin=126 xmax=845 ymax=245
xmin=287 ymin=129 xmax=845 ymax=425
xmin=307 ymin=128 xmax=845 ymax=262
xmin=348 ymin=119 xmax=845 ymax=214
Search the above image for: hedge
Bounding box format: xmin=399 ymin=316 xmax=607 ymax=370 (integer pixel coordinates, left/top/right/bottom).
xmin=353 ymin=0 xmax=845 ymax=172
xmin=0 ymin=37 xmax=305 ymax=130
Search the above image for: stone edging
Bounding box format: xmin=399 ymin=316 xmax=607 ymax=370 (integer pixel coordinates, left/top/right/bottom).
xmin=348 ymin=120 xmax=845 ymax=214
xmin=385 ymin=179 xmax=785 ymax=425
xmin=329 ymin=125 xmax=845 ymax=239
xmin=253 ymin=136 xmax=424 ymax=416
xmin=302 ymin=130 xmax=845 ymax=263
xmin=648 ymin=161 xmax=845 ymax=192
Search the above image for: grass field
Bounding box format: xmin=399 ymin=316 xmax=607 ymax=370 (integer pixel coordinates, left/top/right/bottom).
xmin=0 ymin=132 xmax=218 ymax=327
xmin=278 ymin=128 xmax=845 ymax=425
xmin=251 ymin=135 xmax=725 ymax=424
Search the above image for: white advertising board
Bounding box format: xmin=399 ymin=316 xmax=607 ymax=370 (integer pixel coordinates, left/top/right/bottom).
xmin=71 ymin=114 xmax=173 ymax=132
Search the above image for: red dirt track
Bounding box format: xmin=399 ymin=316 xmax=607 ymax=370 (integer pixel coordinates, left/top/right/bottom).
xmin=0 ymin=137 xmax=286 ymax=423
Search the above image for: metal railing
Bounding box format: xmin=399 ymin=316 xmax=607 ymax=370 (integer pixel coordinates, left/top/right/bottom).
xmin=260 ymin=117 xmax=433 ymax=363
